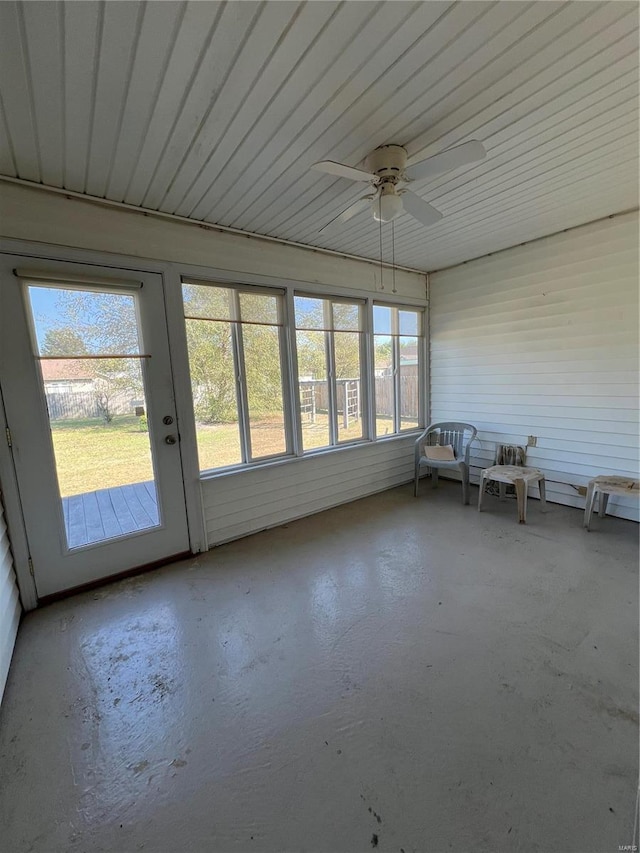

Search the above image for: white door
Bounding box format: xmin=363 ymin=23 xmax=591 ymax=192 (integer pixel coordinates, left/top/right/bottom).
xmin=0 ymin=256 xmax=190 ymax=597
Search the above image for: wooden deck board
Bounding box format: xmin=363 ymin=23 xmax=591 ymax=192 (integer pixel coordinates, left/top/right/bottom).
xmin=66 ymin=495 xmax=87 ymax=549
xmin=107 ymin=487 xmax=143 ymax=535
xmin=120 ymin=484 xmax=157 ymax=529
xmin=95 ymin=489 xmax=123 ymax=539
xmin=63 ymin=481 xmax=159 ymax=548
xmin=143 ymin=480 xmax=158 ymax=504
xmin=82 ymin=492 xmax=105 ymax=543
xmin=131 ymin=482 xmax=159 ymax=522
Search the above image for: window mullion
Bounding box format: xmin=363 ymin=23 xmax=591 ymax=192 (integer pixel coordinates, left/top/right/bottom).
xmin=421 ymin=308 xmax=428 ymax=428
xmin=390 ymin=308 xmax=400 ymax=433
xmin=393 ymin=335 xmax=401 ymax=433
xmin=285 ymin=289 xmax=303 ymax=457
xmin=232 ymin=293 xmax=252 ymax=463
xmin=326 ymin=328 xmax=338 ymax=446
xmin=362 ymin=300 xmax=373 ymax=440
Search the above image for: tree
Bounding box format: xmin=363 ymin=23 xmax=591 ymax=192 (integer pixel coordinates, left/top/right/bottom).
xmin=41 ymin=290 xmax=144 ymax=424
xmin=41 ymin=327 xmax=89 ymax=356
xmin=182 ymin=284 xmax=290 ymax=426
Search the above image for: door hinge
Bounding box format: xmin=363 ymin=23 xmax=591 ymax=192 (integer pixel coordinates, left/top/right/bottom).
xmin=5 ymin=427 xmax=12 ymax=447
xmin=28 ymin=557 xmax=34 ymax=577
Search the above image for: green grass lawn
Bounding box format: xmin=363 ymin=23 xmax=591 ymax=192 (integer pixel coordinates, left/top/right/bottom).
xmin=51 ymin=415 xmax=155 ymax=497
xmin=50 ymin=412 xmax=419 ymax=497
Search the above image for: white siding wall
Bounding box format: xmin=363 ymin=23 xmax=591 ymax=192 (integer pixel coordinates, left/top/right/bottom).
xmin=204 ymin=437 xmax=416 ymax=546
xmin=429 ymin=212 xmax=639 ymax=521
xmin=0 ymin=498 xmax=20 ymax=703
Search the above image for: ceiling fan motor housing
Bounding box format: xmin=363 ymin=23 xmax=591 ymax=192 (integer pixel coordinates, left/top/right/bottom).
xmin=366 ymin=144 xmax=408 ymax=182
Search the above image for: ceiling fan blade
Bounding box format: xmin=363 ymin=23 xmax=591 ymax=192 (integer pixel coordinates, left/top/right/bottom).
xmin=401 ymin=191 xmax=443 ymax=227
xmin=319 ymin=196 xmax=373 ymax=233
xmin=311 ymin=160 xmax=377 ymax=182
xmin=405 ymin=140 xmax=486 ymax=182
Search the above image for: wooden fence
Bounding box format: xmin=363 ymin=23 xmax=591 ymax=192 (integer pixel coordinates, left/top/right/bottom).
xmin=300 ymin=376 xmax=418 ymax=421
xmin=45 ymin=391 xmax=133 ymax=421
xmin=374 ymin=375 xmax=419 ymax=419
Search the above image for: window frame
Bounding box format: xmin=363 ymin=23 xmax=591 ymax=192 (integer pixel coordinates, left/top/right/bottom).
xmin=373 ymin=301 xmax=426 ymax=438
xmin=293 ymin=292 xmax=369 ymax=453
xmin=182 ymin=279 xmax=294 ymax=473
xmin=181 ymin=276 xmax=426 ymax=478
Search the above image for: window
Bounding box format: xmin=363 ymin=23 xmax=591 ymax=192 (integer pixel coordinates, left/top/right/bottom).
xmin=373 ymin=304 xmax=424 ymax=436
xmin=182 ymin=281 xmax=290 ymax=472
xmin=182 ymin=280 xmax=425 ymax=475
xmin=294 ymin=295 xmax=365 ymax=451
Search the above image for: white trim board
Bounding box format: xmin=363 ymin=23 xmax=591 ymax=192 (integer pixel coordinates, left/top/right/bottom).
xmin=0 ymin=182 xmax=427 ymax=299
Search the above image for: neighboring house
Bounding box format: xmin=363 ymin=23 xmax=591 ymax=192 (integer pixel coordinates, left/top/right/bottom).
xmin=39 ymin=359 xmax=95 ymax=394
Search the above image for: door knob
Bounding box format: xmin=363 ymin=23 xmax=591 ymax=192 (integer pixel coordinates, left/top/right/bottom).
xmin=165 ymin=434 xmax=178 ymax=445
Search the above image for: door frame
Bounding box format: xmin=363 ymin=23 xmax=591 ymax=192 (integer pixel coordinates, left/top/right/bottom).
xmin=0 ymin=238 xmax=207 ymax=609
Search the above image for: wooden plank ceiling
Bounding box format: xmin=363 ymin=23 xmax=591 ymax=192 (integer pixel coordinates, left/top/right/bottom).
xmin=0 ymin=1 xmax=637 ymax=271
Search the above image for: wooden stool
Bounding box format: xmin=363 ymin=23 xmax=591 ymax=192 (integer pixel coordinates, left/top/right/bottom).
xmin=584 ymin=475 xmax=639 ymax=531
xmin=478 ymin=465 xmax=546 ymax=524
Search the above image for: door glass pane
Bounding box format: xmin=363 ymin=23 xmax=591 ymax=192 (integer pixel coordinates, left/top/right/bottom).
xmin=29 ymin=286 xmax=140 ymax=355
xmin=296 ymin=329 xmax=330 ymax=450
xmin=27 ymin=286 xmax=160 ymax=550
xmin=185 ymin=318 xmax=242 ymax=470
xmin=335 ymin=331 xmax=363 ymax=442
xmin=242 ymin=324 xmax=287 ymax=459
xmin=399 ymin=335 xmax=419 ymax=430
xmin=374 ymin=334 xmax=394 ymax=436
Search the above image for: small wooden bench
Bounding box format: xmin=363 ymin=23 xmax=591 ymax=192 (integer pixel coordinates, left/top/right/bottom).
xmin=584 ymin=475 xmax=639 ymax=531
xmin=478 ymin=465 xmax=546 ymax=524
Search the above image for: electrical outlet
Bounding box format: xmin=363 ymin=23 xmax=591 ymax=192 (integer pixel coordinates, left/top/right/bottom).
xmin=527 ymin=435 xmax=537 ymax=447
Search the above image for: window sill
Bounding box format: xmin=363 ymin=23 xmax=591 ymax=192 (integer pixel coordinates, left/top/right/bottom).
xmin=198 ymin=430 xmax=423 ymax=482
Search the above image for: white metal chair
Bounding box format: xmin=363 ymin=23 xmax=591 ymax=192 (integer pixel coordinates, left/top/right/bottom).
xmin=414 ymin=422 xmax=477 ymax=505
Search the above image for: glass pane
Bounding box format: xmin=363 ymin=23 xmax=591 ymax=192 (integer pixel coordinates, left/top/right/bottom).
xmin=185 ymin=319 xmax=242 ymax=470
xmin=399 ymin=336 xmax=419 ymax=430
xmin=29 ymin=286 xmax=140 ymax=355
xmin=399 ymin=309 xmax=420 ymax=336
xmin=182 ymin=283 xmax=233 ymax=321
xmin=239 ymin=292 xmax=281 ymax=325
xmin=295 ymin=296 xmax=326 ymax=330
xmin=373 ymin=305 xmax=392 ymax=335
xmin=374 ymin=335 xmax=394 ymax=436
xmin=27 ymin=280 xmax=162 ymax=549
xmin=296 ymin=329 xmax=330 ymax=450
xmin=242 ymin=324 xmax=287 ymax=459
xmin=332 ymin=301 xmax=362 ymax=332
xmin=335 ymin=332 xmax=363 ymax=442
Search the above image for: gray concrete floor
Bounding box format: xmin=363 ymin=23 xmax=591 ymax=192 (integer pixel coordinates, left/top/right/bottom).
xmin=0 ymin=482 xmax=638 ymax=853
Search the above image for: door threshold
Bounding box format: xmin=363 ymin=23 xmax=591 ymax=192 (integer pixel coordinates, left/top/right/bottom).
xmin=37 ymin=550 xmax=193 ymax=606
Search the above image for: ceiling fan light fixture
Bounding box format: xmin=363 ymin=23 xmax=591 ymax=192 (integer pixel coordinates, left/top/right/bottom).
xmin=373 ymin=190 xmax=403 ymax=223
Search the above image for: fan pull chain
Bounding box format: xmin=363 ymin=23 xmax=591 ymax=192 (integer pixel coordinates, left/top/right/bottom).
xmin=391 ymin=218 xmax=397 ymax=293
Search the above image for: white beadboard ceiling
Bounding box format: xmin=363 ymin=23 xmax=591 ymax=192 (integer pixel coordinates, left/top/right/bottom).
xmin=0 ymin=0 xmax=637 ymax=272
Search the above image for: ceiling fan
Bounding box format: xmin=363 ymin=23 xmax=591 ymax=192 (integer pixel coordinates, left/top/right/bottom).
xmin=311 ymin=140 xmax=485 ymax=233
